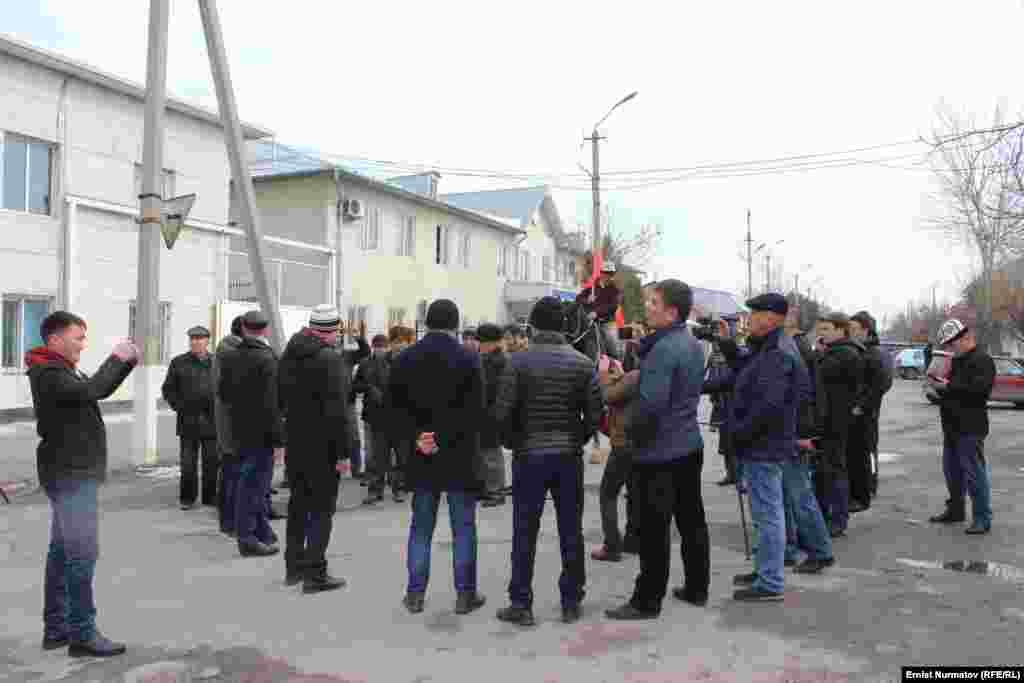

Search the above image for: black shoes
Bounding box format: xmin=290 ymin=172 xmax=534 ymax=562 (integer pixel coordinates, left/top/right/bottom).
xmin=403 ymin=592 xmax=425 ymax=614
xmin=68 ymin=632 xmax=126 ymax=658
xmin=481 ymin=495 xmax=506 ymax=508
xmin=562 ymin=605 xmax=582 ymax=624
xmin=965 ymin=522 xmax=991 ymax=535
xmin=849 ymin=500 xmax=869 ymax=514
xmin=716 ymin=477 xmax=737 ymax=487
xmin=393 ymin=491 xmax=406 ymax=503
xmin=268 ymin=507 xmax=287 ymax=521
xmin=605 ymin=603 xmax=660 ymax=620
xmin=930 ymin=507 xmax=966 ymax=524
xmin=42 ymin=634 xmax=69 ymax=651
xmin=285 ymin=569 xmax=304 ymax=586
xmin=830 ymin=527 xmax=846 ymax=539
xmin=180 ymin=502 xmax=196 ymax=511
xmin=303 ymin=572 xmax=346 ymax=594
xmin=455 ymin=592 xmax=487 ymax=615
xmin=733 ymin=572 xmax=758 ymax=586
xmin=496 ymin=606 xmax=536 ymax=627
xmin=239 ymin=541 xmax=279 ymax=557
xmin=794 ymin=557 xmax=835 ymax=574
xmin=671 ymin=588 xmax=708 ymax=606
xmin=733 ymin=587 xmax=784 ymax=602
xmin=363 ymin=492 xmax=384 ymax=506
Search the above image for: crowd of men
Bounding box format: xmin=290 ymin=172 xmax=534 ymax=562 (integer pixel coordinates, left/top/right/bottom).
xmin=26 ymin=276 xmax=996 ymax=657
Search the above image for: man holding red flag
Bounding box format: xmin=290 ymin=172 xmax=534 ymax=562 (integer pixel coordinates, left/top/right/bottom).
xmin=575 ymin=254 xmax=623 ymax=359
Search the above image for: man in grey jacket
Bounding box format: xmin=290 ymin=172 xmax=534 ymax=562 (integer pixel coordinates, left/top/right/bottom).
xmin=494 ymin=297 xmax=604 ymax=626
xmin=213 ymin=315 xmax=243 ymax=536
xmin=606 ymin=279 xmax=709 ymax=620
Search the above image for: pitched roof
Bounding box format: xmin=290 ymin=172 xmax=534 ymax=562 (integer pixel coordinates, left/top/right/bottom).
xmin=440 ymin=186 xmax=550 ymax=226
xmin=0 ymin=33 xmax=272 ymax=139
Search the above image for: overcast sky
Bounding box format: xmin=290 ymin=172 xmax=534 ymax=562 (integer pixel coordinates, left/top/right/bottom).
xmin=8 ymin=0 xmax=1024 ymax=325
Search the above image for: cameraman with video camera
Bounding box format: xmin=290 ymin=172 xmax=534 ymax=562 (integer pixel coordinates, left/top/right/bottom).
xmin=693 ymin=314 xmax=739 ymax=486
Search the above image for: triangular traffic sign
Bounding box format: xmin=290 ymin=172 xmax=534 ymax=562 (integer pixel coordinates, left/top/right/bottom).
xmin=161 ymin=194 xmax=196 ymax=249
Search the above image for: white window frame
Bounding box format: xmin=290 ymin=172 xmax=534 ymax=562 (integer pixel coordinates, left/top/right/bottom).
xmin=520 ymin=249 xmax=531 ymax=282
xmin=542 ymin=254 xmax=552 ymax=283
xmin=128 ymin=300 xmax=173 ymax=364
xmin=459 ymin=231 xmax=471 ymax=268
xmin=397 ymin=215 xmax=416 ymax=258
xmin=361 ymin=207 xmax=382 ymax=251
xmin=435 ymin=224 xmax=452 ymax=266
xmin=2 ymin=295 xmax=54 ymax=370
xmin=1 ymin=132 xmax=55 ymax=216
xmin=388 ymin=307 xmax=407 ymax=327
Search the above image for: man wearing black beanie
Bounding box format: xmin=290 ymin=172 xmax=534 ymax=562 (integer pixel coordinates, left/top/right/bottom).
xmin=388 ymin=299 xmax=488 ymax=616
xmin=494 ymin=296 xmax=604 ymax=626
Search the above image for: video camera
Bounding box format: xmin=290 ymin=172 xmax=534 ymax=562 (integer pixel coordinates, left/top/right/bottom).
xmin=693 ymin=315 xmax=722 ymax=343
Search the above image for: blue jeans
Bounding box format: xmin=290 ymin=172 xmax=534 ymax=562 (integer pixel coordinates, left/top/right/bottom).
xmin=781 ymin=459 xmax=833 ymax=563
xmin=943 ymin=433 xmax=992 ymax=527
xmin=744 ymin=461 xmax=785 ymax=594
xmin=407 ymin=489 xmax=478 ymax=594
xmin=43 ymin=479 xmax=99 ymax=642
xmin=509 ymin=454 xmax=586 ymax=609
xmin=236 ymin=447 xmax=275 ymax=546
xmin=220 ymin=460 xmax=240 ymax=533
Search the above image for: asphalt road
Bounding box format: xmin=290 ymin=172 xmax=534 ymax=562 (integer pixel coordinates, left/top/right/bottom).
xmin=2 ymin=380 xmax=1023 ymax=682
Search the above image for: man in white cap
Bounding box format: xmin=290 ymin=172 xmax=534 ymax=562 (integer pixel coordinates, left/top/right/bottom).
xmin=277 ymin=304 xmax=353 ymax=592
xmin=928 ymin=319 xmax=994 ymax=535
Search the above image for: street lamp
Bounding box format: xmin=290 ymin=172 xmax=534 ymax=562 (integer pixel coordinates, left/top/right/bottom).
xmin=584 ymin=91 xmax=638 ymax=270
xmin=754 ymin=239 xmax=784 ymax=291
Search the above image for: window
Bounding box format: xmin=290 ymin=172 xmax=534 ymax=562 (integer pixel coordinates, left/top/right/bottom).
xmin=128 ymin=300 xmax=172 ymax=364
xmin=415 ymin=299 xmax=428 ymax=340
xmin=388 ymin=307 xmax=407 ymax=327
xmin=2 ymin=296 xmax=52 ymax=369
xmin=458 ymin=231 xmax=471 ymax=268
xmin=435 ymin=224 xmax=451 ymax=265
xmin=520 ymin=250 xmax=531 ymax=281
xmin=346 ymin=306 xmax=358 ymax=343
xmin=543 ymin=255 xmax=552 ymax=283
xmin=360 ymin=207 xmax=381 ymax=250
xmin=397 ymin=215 xmax=416 ymax=258
xmin=133 ymin=163 xmax=175 ymax=200
xmin=1 ymin=134 xmax=53 ymax=215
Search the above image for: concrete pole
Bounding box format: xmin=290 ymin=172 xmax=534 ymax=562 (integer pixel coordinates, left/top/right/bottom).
xmin=133 ymin=0 xmax=170 ymax=466
xmin=198 ymin=0 xmax=285 ymax=351
xmin=746 ymin=210 xmax=752 ymax=299
xmin=591 ymin=130 xmax=601 ymax=270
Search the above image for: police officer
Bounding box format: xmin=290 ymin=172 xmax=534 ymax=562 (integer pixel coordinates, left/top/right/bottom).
xmin=162 ymin=326 xmax=219 ymax=511
xmin=928 ymin=319 xmax=994 ymax=535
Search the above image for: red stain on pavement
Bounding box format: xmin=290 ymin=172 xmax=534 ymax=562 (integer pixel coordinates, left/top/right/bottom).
xmin=232 ymin=656 xmax=365 ymax=683
xmin=562 ymin=623 xmax=649 ymax=657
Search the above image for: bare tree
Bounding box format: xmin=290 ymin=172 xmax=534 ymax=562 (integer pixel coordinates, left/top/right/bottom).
xmin=924 ymin=106 xmax=1024 ymax=350
xmin=576 ymin=205 xmax=664 ymax=271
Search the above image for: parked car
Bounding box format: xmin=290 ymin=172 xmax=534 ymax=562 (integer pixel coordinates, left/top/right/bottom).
xmin=894 ymin=347 xmax=927 ymax=379
xmin=922 ymin=351 xmax=1024 ymax=407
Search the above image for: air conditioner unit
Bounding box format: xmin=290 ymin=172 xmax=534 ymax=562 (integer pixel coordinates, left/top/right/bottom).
xmin=344 ymin=198 xmax=364 ymax=220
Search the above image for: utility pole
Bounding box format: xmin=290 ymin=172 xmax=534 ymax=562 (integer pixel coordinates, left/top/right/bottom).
xmin=133 ymin=0 xmax=170 ymax=466
xmin=585 ymin=129 xmax=605 ymax=271
xmin=746 ymin=209 xmax=753 ymax=299
xmin=765 ymin=252 xmax=771 ymax=292
xmin=199 ymin=0 xmax=285 ymax=351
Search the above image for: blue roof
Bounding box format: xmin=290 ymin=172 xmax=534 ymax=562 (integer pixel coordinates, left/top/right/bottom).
xmin=440 ymin=187 xmax=550 ymax=227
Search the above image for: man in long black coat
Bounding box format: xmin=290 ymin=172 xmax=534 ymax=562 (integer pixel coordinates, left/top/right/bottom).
xmin=162 ymin=326 xmax=218 ymax=511
xmin=388 ymin=299 xmax=487 ymax=616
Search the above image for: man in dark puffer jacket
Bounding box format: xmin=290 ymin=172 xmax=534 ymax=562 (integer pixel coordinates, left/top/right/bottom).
xmin=494 ymin=297 xmax=603 ymax=627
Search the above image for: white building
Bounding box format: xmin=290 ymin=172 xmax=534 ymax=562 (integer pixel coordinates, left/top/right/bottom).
xmin=0 ymin=35 xmax=272 ymax=412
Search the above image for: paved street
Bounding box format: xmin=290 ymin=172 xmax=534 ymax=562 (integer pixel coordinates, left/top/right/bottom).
xmin=2 ymin=380 xmax=1024 ymax=682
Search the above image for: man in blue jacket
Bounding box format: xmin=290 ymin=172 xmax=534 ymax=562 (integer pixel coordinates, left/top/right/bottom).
xmin=729 ymin=293 xmax=808 ymax=601
xmin=606 ymin=279 xmax=708 ymax=620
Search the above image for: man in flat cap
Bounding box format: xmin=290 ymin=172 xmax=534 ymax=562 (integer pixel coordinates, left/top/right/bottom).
xmin=162 ymin=325 xmax=219 ymax=511
xmin=218 ymin=310 xmax=285 ymax=557
xmin=727 ymin=293 xmax=811 ymax=601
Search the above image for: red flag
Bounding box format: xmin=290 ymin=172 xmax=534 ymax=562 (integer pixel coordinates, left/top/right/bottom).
xmin=615 ymin=306 xmax=625 ymax=328
xmin=584 ymin=250 xmax=604 ymax=290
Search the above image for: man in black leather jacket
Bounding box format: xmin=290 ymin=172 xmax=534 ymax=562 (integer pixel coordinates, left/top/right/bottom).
xmin=494 ymin=297 xmax=603 ymax=626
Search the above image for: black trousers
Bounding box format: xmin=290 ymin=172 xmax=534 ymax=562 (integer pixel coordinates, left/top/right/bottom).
xmin=285 ymin=466 xmax=340 ymax=576
xmin=180 ymin=438 xmax=219 ymax=505
xmin=366 ymin=428 xmax=409 ymax=495
xmin=599 ymin=446 xmax=636 ymax=553
xmin=847 ymin=414 xmax=874 ymax=507
xmin=630 ymin=451 xmax=710 ymax=612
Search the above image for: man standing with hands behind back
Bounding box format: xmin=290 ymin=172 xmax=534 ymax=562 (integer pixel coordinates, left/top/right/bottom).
xmin=388 ymin=299 xmax=488 ymax=616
